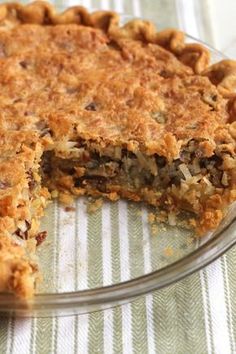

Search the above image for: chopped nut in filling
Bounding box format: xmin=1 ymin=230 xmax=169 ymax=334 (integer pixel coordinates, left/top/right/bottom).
xmin=41 ymin=138 xmax=234 ymax=219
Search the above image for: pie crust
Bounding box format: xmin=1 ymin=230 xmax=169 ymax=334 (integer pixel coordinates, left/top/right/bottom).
xmin=0 ymin=1 xmax=235 ymax=299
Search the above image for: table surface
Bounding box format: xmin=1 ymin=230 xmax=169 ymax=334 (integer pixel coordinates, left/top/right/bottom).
xmin=0 ymin=1 xmax=236 ymax=354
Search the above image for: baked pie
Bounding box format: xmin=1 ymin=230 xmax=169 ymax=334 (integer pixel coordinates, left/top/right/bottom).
xmin=0 ymin=1 xmax=235 ymax=299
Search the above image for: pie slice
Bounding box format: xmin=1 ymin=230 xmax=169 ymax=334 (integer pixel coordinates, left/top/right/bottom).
xmin=0 ymin=1 xmax=235 ymax=299
xmin=0 ymin=234 xmax=37 ymax=299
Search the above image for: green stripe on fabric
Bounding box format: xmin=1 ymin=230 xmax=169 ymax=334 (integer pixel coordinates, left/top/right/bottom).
xmin=176 ymin=275 xmax=209 ymax=353
xmin=152 ymin=285 xmax=178 ymax=353
xmin=152 ymin=273 xmax=209 ymax=354
xmin=35 ymin=202 xmax=59 ymax=354
xmin=131 ymin=297 xmax=149 ymax=354
xmin=0 ymin=317 xmax=10 ymax=354
xmin=149 ymin=219 xmax=196 ymax=273
xmin=87 ymin=206 xmax=103 ymax=289
xmin=88 ymin=312 xmax=104 ymax=354
xmin=35 ymin=318 xmax=55 ymax=354
xmin=112 ymin=306 xmax=123 ymax=354
xmin=110 ymin=203 xmax=122 ymax=352
xmin=128 ymin=203 xmax=148 ymax=353
xmin=87 ymin=207 xmax=104 ymax=352
xmin=221 ymin=256 xmax=235 ymax=353
xmin=111 ymin=203 xmax=121 ymax=284
xmin=225 ymin=246 xmax=236 ymax=345
xmin=140 ymin=0 xmax=178 ymax=29
xmin=128 ymin=203 xmax=144 ymax=278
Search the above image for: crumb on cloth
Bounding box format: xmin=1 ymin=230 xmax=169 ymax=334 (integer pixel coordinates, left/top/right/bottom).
xmin=36 ymin=231 xmax=47 ymax=246
xmin=59 ymin=192 xmax=74 ymax=205
xmin=148 ymin=212 xmax=156 ymax=224
xmin=164 ymin=246 xmax=174 ymax=257
xmin=65 ymin=206 xmax=76 ymax=212
xmin=86 ymin=198 xmax=103 ymax=213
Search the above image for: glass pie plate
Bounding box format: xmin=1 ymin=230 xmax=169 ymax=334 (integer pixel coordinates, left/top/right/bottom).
xmin=0 ymin=14 xmax=236 ymax=317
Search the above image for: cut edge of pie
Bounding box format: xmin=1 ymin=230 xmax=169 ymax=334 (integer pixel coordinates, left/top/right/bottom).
xmin=0 ymin=1 xmax=235 ymax=300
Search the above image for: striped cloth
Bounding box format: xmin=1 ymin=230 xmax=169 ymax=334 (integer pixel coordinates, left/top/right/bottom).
xmin=0 ymin=1 xmax=236 ymax=353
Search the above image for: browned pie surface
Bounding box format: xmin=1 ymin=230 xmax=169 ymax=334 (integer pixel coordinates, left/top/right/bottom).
xmin=0 ymin=22 xmax=233 ymax=159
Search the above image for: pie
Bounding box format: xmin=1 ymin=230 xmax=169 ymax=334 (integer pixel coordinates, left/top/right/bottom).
xmin=0 ymin=1 xmax=235 ymax=300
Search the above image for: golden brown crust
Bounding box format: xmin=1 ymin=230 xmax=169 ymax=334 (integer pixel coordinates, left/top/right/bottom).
xmin=0 ymin=131 xmax=46 ymax=234
xmin=0 ymin=234 xmax=37 ymax=298
xmin=0 ymin=1 xmax=216 ymax=74
xmin=0 ymin=1 xmax=235 ymax=299
xmin=0 ymin=18 xmax=232 ymax=159
xmin=0 ymin=1 xmax=235 ymax=82
xmin=228 ymin=96 xmax=236 ymax=123
xmin=202 ymin=60 xmax=236 ymax=98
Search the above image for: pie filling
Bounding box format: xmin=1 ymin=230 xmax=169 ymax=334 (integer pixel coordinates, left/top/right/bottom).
xmin=14 ymin=171 xmax=46 ymax=237
xmin=40 ymin=138 xmax=231 ymax=218
xmin=13 ymin=137 xmax=230 ymax=242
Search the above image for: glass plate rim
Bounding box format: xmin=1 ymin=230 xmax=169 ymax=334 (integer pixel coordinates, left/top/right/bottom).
xmin=0 ymin=28 xmax=235 ymax=316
